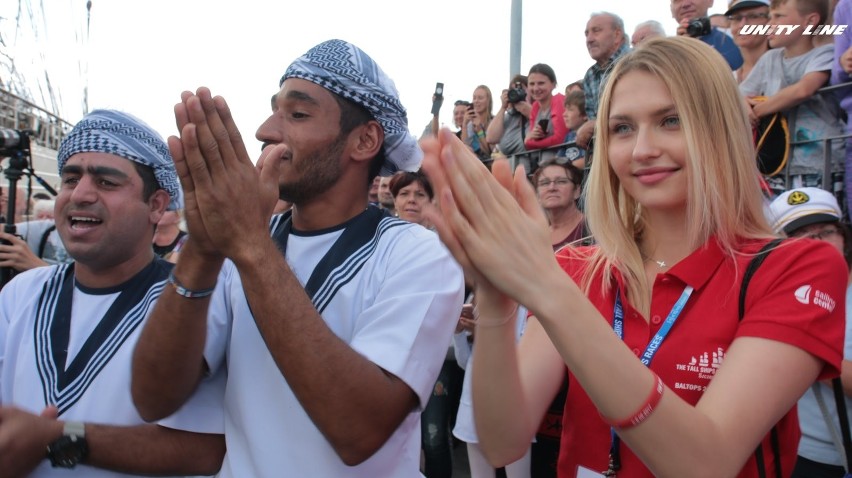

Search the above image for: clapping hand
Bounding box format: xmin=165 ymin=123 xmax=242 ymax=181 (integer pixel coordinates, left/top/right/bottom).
xmin=170 ymin=88 xmax=284 ymax=264
xmin=420 ymin=129 xmax=556 ymax=312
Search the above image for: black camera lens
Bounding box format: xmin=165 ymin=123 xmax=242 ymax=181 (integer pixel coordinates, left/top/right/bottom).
xmin=507 ymin=87 xmax=526 ymax=104
xmin=686 ymin=17 xmax=712 ymax=38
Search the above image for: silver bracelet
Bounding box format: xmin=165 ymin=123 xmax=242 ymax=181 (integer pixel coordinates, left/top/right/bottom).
xmin=168 ymin=270 xmax=215 ymax=299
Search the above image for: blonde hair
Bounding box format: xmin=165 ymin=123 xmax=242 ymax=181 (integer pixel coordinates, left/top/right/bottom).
xmin=582 ymin=36 xmax=772 ymax=316
xmin=474 ymin=85 xmax=494 ymax=124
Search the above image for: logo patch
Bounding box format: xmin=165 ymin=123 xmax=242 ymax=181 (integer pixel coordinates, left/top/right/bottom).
xmin=788 ymin=190 xmax=810 ymax=206
xmin=795 ymin=285 xmax=812 ymax=304
xmin=793 ymin=284 xmax=836 ymax=312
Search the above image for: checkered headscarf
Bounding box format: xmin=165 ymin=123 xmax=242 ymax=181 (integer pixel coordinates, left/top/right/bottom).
xmin=57 ymin=109 xmax=182 ymax=210
xmin=281 ymin=39 xmax=422 ymax=176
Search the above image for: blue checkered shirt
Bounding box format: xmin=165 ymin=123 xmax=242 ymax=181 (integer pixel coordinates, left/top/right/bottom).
xmin=583 ymin=41 xmax=631 ymax=120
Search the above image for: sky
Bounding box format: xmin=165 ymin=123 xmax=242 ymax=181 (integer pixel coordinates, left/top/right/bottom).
xmin=4 ymin=0 xmax=728 ymax=156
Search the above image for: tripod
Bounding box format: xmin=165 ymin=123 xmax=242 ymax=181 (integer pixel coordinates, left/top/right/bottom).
xmin=0 ymin=149 xmax=28 ymax=288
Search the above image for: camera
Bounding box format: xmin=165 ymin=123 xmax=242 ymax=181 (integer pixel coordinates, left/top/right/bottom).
xmin=0 ymin=128 xmax=31 ymax=159
xmin=507 ymin=83 xmax=526 ymax=104
xmin=686 ymin=17 xmax=711 ymax=37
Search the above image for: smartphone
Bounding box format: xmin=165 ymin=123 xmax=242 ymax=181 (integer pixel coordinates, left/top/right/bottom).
xmin=538 ymin=118 xmax=550 ymax=131
xmin=434 ymin=82 xmax=444 ymax=97
xmin=431 ymin=82 xmax=444 ymax=116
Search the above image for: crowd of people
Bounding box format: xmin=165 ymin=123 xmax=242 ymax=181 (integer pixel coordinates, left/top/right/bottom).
xmin=1 ymin=1 xmax=852 ymax=477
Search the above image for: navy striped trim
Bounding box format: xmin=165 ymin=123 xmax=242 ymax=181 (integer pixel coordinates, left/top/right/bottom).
xmin=312 ymin=217 xmax=408 ymax=313
xmin=33 ymin=261 xmax=171 ymax=416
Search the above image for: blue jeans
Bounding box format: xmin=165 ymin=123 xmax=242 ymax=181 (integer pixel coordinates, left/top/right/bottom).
xmin=421 ymin=359 xmax=464 ymax=478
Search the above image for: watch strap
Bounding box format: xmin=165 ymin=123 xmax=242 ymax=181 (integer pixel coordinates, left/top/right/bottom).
xmin=63 ymin=421 xmax=86 ymax=438
xmin=46 ymin=421 xmax=89 ymax=468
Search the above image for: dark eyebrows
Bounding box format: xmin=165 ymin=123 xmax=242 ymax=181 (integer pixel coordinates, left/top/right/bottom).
xmin=283 ymin=89 xmax=321 ymax=106
xmin=61 ymin=164 xmax=130 ymax=180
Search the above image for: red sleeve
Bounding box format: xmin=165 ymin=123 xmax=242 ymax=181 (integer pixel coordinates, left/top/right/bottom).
xmin=525 ymin=93 xmax=568 ymax=150
xmin=736 ymin=239 xmax=847 ymax=379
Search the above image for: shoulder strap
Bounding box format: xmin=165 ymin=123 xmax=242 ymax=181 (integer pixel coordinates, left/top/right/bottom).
xmin=38 ymin=224 xmax=57 ymax=259
xmin=738 ymin=238 xmax=784 ymax=478
xmin=738 ymin=238 xmax=784 ymax=321
xmin=833 ymin=377 xmax=852 ymax=471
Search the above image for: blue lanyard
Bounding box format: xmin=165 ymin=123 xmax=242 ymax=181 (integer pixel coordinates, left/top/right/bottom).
xmin=606 ymin=285 xmax=694 ymax=475
xmin=612 ymin=285 xmax=694 ymax=366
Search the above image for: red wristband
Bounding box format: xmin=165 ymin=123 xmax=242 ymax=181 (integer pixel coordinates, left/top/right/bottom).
xmin=601 ymin=373 xmax=665 ymax=429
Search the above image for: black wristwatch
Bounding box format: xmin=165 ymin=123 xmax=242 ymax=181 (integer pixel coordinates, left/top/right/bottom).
xmin=46 ymin=421 xmax=88 ymax=468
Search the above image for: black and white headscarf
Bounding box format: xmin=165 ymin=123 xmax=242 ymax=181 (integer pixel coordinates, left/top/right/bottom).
xmin=57 ymin=109 xmax=182 ymax=210
xmin=282 ymin=39 xmax=422 ymax=176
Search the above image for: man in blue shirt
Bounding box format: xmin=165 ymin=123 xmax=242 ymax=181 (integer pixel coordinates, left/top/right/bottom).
xmin=672 ymin=0 xmax=744 ymax=70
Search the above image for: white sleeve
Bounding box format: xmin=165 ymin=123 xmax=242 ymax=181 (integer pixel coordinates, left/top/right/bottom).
xmin=202 ymin=261 xmax=236 ymax=375
xmin=157 ymin=365 xmax=226 ymax=434
xmin=740 ymin=51 xmax=775 ymax=96
xmin=349 ymin=228 xmax=464 ymax=409
xmin=804 ymin=44 xmax=834 ymax=74
xmin=453 ymin=332 xmax=472 ymax=370
xmin=159 ymin=263 xmax=233 ymax=434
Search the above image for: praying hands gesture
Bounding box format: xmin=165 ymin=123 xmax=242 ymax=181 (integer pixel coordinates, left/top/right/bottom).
xmin=421 ymin=128 xmax=558 ymax=319
xmin=168 ymin=88 xmax=284 ymax=264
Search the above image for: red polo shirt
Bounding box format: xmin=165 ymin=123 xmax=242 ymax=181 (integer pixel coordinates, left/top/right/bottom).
xmin=554 ymin=237 xmax=846 ymax=477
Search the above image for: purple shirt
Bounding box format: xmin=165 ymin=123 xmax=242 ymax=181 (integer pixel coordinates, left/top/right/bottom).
xmin=831 ymin=0 xmax=852 ymax=115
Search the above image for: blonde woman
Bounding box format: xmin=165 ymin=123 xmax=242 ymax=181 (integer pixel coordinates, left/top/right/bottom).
xmin=461 ymin=85 xmax=494 ymax=167
xmin=421 ymin=37 xmax=846 ymax=477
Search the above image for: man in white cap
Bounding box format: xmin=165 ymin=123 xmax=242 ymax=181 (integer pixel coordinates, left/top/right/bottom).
xmin=726 ymin=0 xmax=771 ymax=83
xmin=768 ymin=187 xmax=852 ymax=477
xmin=0 ymin=109 xmax=224 ymax=477
xmin=769 ymin=187 xmax=846 ymax=240
xmin=132 ymin=39 xmax=464 ymax=477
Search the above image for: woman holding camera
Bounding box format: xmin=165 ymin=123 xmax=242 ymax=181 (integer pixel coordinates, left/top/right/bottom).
xmin=523 ymin=63 xmax=568 ymax=155
xmin=461 ymin=85 xmax=494 ymax=167
xmin=486 ymin=75 xmax=532 ymax=169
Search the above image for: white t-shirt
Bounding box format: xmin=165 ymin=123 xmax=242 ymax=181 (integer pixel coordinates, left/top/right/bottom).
xmin=200 ymin=209 xmax=464 ymax=477
xmin=0 ymin=261 xmax=224 ymax=478
xmin=452 ymin=307 xmax=528 ymax=443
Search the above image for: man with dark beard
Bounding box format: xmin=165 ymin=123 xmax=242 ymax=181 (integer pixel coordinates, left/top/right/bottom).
xmin=131 ymin=39 xmax=464 ymax=477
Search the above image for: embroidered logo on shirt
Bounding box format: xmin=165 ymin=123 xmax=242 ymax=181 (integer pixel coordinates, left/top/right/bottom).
xmin=794 ymin=284 xmax=836 ymax=312
xmin=674 ymin=347 xmax=725 ymax=392
xmin=795 ymin=285 xmax=812 ymax=304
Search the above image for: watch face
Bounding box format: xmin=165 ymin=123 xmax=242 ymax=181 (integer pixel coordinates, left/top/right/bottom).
xmin=47 ymin=435 xmax=88 ymax=468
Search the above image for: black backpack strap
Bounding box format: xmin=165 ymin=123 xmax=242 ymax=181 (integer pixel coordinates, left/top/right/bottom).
xmin=832 ymin=377 xmax=852 ymax=471
xmin=738 ymin=238 xmax=784 ymax=478
xmin=738 ymin=238 xmax=783 ymax=321
xmin=37 ymin=224 xmax=57 ymax=259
